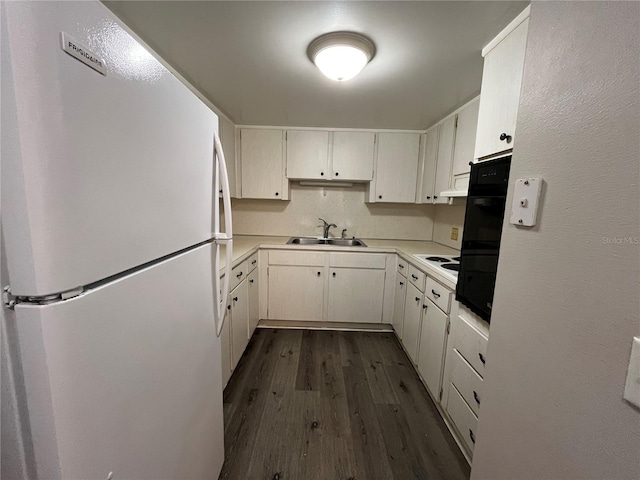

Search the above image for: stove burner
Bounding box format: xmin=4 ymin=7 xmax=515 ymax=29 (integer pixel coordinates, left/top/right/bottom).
xmin=452 ymin=256 xmax=461 ymax=261
xmin=442 ymin=263 xmax=459 ymax=272
xmin=425 ymin=256 xmax=451 ymax=262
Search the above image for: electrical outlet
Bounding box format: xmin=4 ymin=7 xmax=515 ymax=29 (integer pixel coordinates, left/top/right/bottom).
xmin=451 ymin=227 xmax=459 ymax=241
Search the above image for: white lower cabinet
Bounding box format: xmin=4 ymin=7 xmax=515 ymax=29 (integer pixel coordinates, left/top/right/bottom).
xmin=268 ymin=265 xmax=324 ymax=321
xmin=327 ymin=267 xmax=385 ymax=323
xmin=392 ymin=277 xmax=407 ymax=338
xmin=417 ymin=299 xmax=449 ymax=399
xmin=230 ymin=280 xmax=249 ymax=370
xmin=447 ymin=383 xmax=479 ymax=453
xmin=248 ymin=269 xmax=259 ymax=337
xmin=402 ymin=282 xmax=423 ymax=364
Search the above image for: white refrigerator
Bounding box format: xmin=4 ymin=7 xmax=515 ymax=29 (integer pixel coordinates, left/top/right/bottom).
xmin=1 ymin=1 xmax=232 ymax=478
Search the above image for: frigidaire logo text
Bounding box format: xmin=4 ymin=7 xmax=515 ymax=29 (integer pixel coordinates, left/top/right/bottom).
xmin=67 ymin=40 xmax=103 ymax=69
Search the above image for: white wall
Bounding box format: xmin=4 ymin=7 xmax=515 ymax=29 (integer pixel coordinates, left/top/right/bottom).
xmin=230 ymin=183 xmax=435 ymax=240
xmin=471 ymin=3 xmax=640 ymax=479
xmin=432 ymin=205 xmax=465 ymax=250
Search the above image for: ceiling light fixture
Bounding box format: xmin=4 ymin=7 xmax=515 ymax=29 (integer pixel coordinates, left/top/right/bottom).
xmin=308 ymin=32 xmax=375 ymax=82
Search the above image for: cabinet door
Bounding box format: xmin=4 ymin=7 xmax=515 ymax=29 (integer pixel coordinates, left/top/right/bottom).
xmin=268 ymin=266 xmax=324 ymax=321
xmin=286 ymin=130 xmax=329 ymax=180
xmin=402 ymin=283 xmax=423 ymax=364
xmin=475 ymin=18 xmax=529 ymax=159
xmin=392 ymin=277 xmax=407 ymax=338
xmin=220 ymin=300 xmax=232 ymax=388
xmin=327 ymin=268 xmax=385 ymax=323
xmin=248 ymin=269 xmax=259 ymax=338
xmin=240 ymin=129 xmax=286 ymax=199
xmin=332 ymin=131 xmax=375 ymax=181
xmin=417 ymin=300 xmax=449 ymax=400
xmin=433 ymin=116 xmax=456 ymax=204
xmin=220 ymin=116 xmax=238 ymax=198
xmin=230 ymin=280 xmax=249 ymax=370
xmin=419 ymin=127 xmax=439 ymax=204
xmin=374 ymin=133 xmax=420 ymax=203
xmin=452 ymin=98 xmax=480 ymax=177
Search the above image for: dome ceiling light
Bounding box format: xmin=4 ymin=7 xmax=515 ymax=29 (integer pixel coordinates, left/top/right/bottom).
xmin=307 ymin=32 xmax=376 ymax=82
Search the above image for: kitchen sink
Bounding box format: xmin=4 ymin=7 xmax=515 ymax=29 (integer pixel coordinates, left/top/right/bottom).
xmin=286 ymin=237 xmax=367 ymax=247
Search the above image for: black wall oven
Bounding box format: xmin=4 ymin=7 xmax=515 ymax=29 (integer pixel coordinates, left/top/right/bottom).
xmin=456 ymin=155 xmax=511 ymax=322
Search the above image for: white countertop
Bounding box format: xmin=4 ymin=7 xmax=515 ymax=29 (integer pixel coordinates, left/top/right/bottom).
xmin=222 ymin=235 xmax=459 ymax=289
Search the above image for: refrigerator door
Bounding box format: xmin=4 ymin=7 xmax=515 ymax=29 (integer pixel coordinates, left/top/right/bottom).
xmin=12 ymin=244 xmax=224 ymax=479
xmin=2 ymin=1 xmax=217 ymax=296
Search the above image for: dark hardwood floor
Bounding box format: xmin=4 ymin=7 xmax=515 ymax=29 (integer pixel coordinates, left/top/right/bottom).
xmin=220 ymin=329 xmax=470 ymax=480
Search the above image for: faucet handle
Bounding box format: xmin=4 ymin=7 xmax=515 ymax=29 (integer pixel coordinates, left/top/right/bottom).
xmin=341 ymin=228 xmax=348 ymax=239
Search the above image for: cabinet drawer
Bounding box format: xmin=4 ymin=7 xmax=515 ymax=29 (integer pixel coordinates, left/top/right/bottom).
xmin=269 ymin=250 xmax=325 ymax=266
xmin=247 ymin=252 xmax=258 ymax=273
xmin=329 ymin=252 xmax=385 ymax=269
xmin=447 ymin=384 xmax=478 ymax=454
xmin=408 ymin=264 xmax=426 ymax=292
xmin=397 ymin=258 xmax=408 ymax=277
xmin=450 ymin=349 xmax=483 ymax=416
xmin=230 ymin=260 xmax=247 ymax=291
xmin=425 ymin=277 xmax=452 ymax=313
xmin=453 ymin=315 xmax=489 ymax=377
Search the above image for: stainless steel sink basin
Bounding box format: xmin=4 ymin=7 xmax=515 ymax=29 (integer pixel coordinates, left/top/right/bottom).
xmin=286 ymin=237 xmax=367 ymax=247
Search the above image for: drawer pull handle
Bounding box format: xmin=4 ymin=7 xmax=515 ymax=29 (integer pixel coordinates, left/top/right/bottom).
xmin=251 ymin=260 xmax=257 ymax=265
xmin=469 ymin=429 xmax=475 ymax=444
xmin=411 ymin=274 xmax=418 ymax=280
xmin=478 ymin=352 xmax=486 ymax=365
xmin=415 ymin=297 xmax=420 ymax=302
xmin=473 ymin=390 xmax=480 ymax=405
xmin=236 ymin=271 xmax=243 ymax=278
xmin=399 ymin=264 xmax=404 ymax=269
xmin=431 ymin=289 xmax=440 ymax=298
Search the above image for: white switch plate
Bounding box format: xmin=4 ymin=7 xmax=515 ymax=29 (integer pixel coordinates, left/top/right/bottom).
xmin=623 ymin=336 xmax=640 ymax=409
xmin=510 ymin=177 xmax=542 ymax=227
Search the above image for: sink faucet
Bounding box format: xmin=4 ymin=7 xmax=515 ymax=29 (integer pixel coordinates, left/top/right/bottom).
xmin=318 ymin=218 xmax=337 ymax=238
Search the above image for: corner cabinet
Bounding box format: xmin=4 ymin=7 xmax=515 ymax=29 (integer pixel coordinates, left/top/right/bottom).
xmin=474 ymin=7 xmax=530 ymax=160
xmin=239 ymin=128 xmax=288 ymax=200
xmin=368 ymin=132 xmax=421 ymax=203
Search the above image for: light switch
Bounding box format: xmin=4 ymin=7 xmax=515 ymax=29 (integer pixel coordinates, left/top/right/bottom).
xmin=623 ymin=336 xmax=640 ymax=409
xmin=509 ymin=178 xmax=542 ymax=227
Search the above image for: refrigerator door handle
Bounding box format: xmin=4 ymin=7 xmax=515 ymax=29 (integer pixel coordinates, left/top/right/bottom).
xmin=213 ymin=131 xmax=233 ymax=337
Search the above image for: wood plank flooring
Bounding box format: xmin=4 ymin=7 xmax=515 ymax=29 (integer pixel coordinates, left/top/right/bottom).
xmin=220 ymin=329 xmax=470 ymax=480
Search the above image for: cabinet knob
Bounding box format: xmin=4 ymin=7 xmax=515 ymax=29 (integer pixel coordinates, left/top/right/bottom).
xmin=399 ymin=281 xmax=404 ymax=286
xmin=227 ymin=305 xmax=231 ymax=310
xmin=275 ymin=192 xmax=279 ymax=196
xmin=473 ymin=390 xmax=480 ymax=405
xmin=219 ymin=189 xmax=223 ymax=194
xmin=426 ymin=196 xmax=431 ymax=200
xmin=233 ymin=296 xmax=238 ymax=302
xmin=378 ymin=195 xmax=382 ymax=199
xmin=478 ymin=352 xmax=486 ymax=365
xmin=317 ymin=271 xmax=321 ymax=277
xmin=434 ymin=195 xmax=438 ymax=199
xmin=415 ymin=297 xmax=420 ymax=302
xmin=320 ymin=171 xmax=324 ymax=176
xmin=422 ymin=304 xmax=428 ymax=310
xmin=332 ymin=272 xmax=336 ymax=277
xmin=249 ymin=279 xmax=254 ymax=284
xmin=335 ymin=172 xmax=339 ymax=177
xmin=499 ymin=132 xmax=512 ymax=143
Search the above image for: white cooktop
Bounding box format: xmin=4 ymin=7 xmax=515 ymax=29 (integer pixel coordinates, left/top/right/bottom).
xmin=413 ymin=254 xmax=460 ymax=283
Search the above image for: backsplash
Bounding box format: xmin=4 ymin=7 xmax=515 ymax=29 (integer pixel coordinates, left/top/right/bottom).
xmin=229 ymin=183 xmax=435 ymax=240
xmin=432 ymin=205 xmax=465 ymax=250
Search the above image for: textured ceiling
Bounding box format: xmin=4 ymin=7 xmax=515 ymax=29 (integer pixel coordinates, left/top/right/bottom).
xmin=103 ymin=1 xmax=528 ymax=129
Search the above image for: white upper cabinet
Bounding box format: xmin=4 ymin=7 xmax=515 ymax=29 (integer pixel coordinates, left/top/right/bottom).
xmin=452 ymin=97 xmax=480 ymax=177
xmin=417 ymin=127 xmax=439 ymax=204
xmin=240 ymin=128 xmax=288 ymax=200
xmin=220 ymin=116 xmax=238 ymax=198
xmin=371 ymin=132 xmax=421 ymax=203
xmin=331 ymin=131 xmax=375 ymax=181
xmin=475 ymin=10 xmax=530 ymax=160
xmin=433 ymin=116 xmax=456 ymax=203
xmin=286 ymin=130 xmax=329 ymax=180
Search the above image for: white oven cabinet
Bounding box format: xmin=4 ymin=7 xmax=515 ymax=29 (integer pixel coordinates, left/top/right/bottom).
xmin=417 ymin=299 xmax=449 ymax=400
xmin=474 ymin=9 xmax=530 ymax=160
xmin=286 ymin=130 xmax=329 ymax=180
xmin=327 ymin=267 xmax=385 ymax=323
xmin=369 ymin=132 xmax=420 ymax=203
xmin=239 ymin=128 xmax=288 ymax=200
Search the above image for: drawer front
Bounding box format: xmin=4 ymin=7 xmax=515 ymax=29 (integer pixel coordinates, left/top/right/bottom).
xmin=247 ymin=252 xmax=258 ymax=273
xmin=425 ymin=277 xmax=452 ymax=313
xmin=447 ymin=384 xmax=479 ymax=454
xmin=329 ymin=252 xmax=386 ymax=269
xmin=450 ymin=349 xmax=483 ymax=416
xmin=408 ymin=264 xmax=426 ymax=292
xmin=453 ymin=315 xmax=489 ymax=377
xmin=397 ymin=258 xmax=408 ymax=277
xmin=268 ymin=250 xmax=325 ymax=266
xmin=230 ymin=260 xmax=248 ymax=291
